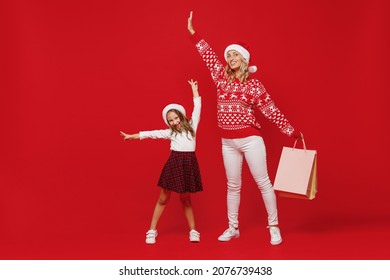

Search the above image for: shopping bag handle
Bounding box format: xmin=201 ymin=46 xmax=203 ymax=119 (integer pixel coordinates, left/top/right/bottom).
xmin=292 ymin=135 xmax=307 ymax=151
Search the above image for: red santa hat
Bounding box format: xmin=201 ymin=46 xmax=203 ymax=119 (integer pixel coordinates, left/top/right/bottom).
xmin=224 ymin=43 xmax=258 ymax=73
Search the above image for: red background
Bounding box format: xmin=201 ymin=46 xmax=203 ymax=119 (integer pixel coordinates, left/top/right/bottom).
xmin=1 ymin=0 xmax=389 ymax=259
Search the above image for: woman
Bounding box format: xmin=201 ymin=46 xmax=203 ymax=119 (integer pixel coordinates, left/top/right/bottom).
xmin=187 ymin=11 xmax=302 ymax=245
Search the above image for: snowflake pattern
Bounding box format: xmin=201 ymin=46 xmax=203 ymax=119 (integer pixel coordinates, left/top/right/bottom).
xmin=194 ymin=38 xmax=294 ymax=136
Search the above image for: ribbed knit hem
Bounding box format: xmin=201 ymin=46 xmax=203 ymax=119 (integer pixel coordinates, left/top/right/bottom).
xmin=219 ymin=127 xmax=262 ymax=139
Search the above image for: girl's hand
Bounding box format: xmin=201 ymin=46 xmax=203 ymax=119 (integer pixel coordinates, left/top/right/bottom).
xmin=187 ymin=11 xmax=195 ymax=35
xmin=120 ymin=131 xmax=139 ymax=140
xmin=188 ymin=79 xmax=199 ymax=97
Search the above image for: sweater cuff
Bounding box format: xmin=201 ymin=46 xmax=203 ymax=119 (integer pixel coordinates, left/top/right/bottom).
xmin=190 ymin=32 xmax=202 ymax=44
xmin=139 ymin=131 xmax=146 ymax=140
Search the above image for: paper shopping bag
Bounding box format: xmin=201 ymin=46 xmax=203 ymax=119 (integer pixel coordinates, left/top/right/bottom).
xmin=273 ymin=139 xmax=317 ymax=200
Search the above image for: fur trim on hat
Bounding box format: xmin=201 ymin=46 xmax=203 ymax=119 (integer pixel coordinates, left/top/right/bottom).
xmin=162 ymin=104 xmax=186 ymax=126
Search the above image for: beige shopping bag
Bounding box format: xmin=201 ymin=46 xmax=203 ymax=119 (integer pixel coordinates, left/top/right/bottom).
xmin=273 ymin=138 xmax=317 ymax=200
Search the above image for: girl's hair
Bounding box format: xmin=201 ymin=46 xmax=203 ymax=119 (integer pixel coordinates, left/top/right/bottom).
xmin=224 ymin=53 xmax=250 ymax=83
xmin=166 ymin=109 xmax=195 ymax=139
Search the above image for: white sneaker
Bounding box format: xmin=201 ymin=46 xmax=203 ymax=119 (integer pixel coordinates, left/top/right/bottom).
xmin=145 ymin=229 xmax=157 ymax=244
xmin=218 ymin=227 xmax=240 ymax=241
xmin=189 ymin=229 xmax=200 ymax=242
xmin=269 ymin=226 xmax=282 ymax=245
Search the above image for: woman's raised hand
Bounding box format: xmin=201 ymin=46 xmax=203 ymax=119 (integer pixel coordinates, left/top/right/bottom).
xmin=187 ymin=11 xmax=195 ymax=35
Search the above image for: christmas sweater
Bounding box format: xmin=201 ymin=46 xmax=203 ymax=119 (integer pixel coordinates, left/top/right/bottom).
xmin=139 ymin=97 xmax=201 ymax=152
xmin=191 ymin=33 xmax=295 ymax=139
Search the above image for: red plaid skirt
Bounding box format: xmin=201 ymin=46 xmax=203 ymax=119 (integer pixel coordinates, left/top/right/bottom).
xmin=158 ymin=151 xmax=203 ymax=193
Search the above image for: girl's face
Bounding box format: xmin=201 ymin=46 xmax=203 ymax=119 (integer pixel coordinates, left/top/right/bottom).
xmin=226 ymin=50 xmax=244 ymax=71
xmin=167 ymin=111 xmax=181 ymax=129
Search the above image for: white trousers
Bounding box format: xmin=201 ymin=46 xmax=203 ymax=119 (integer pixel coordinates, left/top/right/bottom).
xmin=222 ymin=136 xmax=278 ymax=228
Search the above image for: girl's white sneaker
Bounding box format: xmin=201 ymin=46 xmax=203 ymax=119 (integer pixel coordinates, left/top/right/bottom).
xmin=145 ymin=229 xmax=158 ymax=244
xmin=189 ymin=229 xmax=200 ymax=242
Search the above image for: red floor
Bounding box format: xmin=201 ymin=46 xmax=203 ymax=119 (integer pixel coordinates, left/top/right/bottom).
xmin=1 ymin=197 xmax=389 ymax=260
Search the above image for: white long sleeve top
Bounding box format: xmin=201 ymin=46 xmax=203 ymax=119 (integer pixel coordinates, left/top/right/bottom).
xmin=139 ymin=97 xmax=201 ymax=152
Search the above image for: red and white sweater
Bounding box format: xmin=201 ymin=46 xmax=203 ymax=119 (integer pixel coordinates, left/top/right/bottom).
xmin=191 ymin=33 xmax=295 ymax=139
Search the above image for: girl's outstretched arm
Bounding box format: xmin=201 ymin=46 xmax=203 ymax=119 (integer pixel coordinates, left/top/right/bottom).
xmin=188 ymin=79 xmax=199 ymax=97
xmin=120 ymin=131 xmax=140 ymax=140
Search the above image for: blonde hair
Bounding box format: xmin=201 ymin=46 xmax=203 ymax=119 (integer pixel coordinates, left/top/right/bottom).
xmin=224 ymin=53 xmax=250 ymax=83
xmin=166 ymin=109 xmax=195 ymax=139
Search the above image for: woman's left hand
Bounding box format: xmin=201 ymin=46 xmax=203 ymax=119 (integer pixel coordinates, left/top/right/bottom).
xmin=293 ymin=130 xmax=304 ymax=139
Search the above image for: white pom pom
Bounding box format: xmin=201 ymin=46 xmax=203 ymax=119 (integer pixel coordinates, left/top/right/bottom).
xmin=248 ymin=65 xmax=258 ymax=73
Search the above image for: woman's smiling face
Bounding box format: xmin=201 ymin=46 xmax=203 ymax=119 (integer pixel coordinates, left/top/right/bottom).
xmin=226 ymin=50 xmax=244 ymax=70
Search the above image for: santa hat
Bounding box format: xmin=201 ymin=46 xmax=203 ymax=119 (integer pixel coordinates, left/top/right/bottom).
xmin=162 ymin=103 xmax=186 ymax=126
xmin=224 ymin=43 xmax=258 ymax=73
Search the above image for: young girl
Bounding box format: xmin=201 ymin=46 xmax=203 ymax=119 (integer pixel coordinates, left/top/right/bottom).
xmin=120 ymin=79 xmax=202 ymax=244
xmin=187 ymin=12 xmax=303 ymax=245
